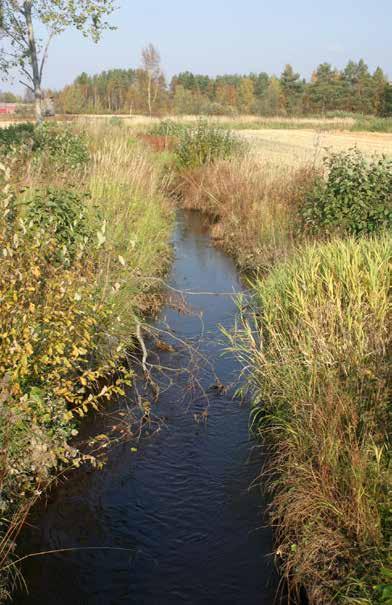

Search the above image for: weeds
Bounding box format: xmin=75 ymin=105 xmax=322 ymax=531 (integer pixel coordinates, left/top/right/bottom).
xmin=174 ymin=120 xmax=246 ymax=168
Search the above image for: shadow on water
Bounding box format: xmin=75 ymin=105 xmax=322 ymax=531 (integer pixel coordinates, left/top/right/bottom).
xmin=14 ymin=210 xmax=278 ymax=605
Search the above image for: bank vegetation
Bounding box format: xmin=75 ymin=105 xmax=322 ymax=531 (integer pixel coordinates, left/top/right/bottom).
xmin=0 ymin=121 xmax=171 ymax=601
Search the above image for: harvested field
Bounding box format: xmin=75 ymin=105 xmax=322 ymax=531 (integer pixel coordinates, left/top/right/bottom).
xmin=241 ymin=128 xmax=392 ymax=166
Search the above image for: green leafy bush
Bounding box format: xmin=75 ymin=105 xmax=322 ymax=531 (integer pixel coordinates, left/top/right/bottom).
xmin=301 ymin=149 xmax=392 ymax=236
xmin=148 ymin=119 xmax=189 ymax=137
xmin=174 ymin=120 xmax=246 ymax=168
xmin=0 ymin=122 xmax=35 ymax=152
xmin=0 ymin=122 xmax=89 ymax=171
xmin=33 ymin=123 xmax=89 ymax=169
xmin=108 ymin=116 xmax=124 ymax=128
xmin=25 ymin=187 xmax=91 ymax=264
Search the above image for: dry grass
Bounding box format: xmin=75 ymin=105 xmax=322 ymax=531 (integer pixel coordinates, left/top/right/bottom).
xmin=174 ymin=155 xmax=317 ymax=271
xmin=241 ymin=128 xmax=392 ymax=168
xmin=85 ymin=122 xmax=173 ymax=339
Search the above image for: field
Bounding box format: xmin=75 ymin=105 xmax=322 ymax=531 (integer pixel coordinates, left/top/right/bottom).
xmin=241 ymin=127 xmax=392 ymax=166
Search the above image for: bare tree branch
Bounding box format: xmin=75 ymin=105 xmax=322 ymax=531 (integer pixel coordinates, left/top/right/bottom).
xmin=39 ymin=30 xmax=54 ymax=82
xmin=19 ymin=79 xmax=33 ymax=92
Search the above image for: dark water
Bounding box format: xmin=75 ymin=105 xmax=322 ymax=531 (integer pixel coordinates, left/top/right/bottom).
xmin=14 ymin=211 xmax=277 ymax=605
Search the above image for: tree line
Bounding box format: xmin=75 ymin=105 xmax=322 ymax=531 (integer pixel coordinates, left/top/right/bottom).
xmin=55 ymin=52 xmax=392 ymax=117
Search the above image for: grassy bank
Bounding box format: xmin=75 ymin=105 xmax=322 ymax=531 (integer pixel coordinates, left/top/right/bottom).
xmin=230 ymin=237 xmax=391 ymax=604
xmin=145 ymin=121 xmax=392 ymax=604
xmin=174 ymin=155 xmax=316 ymax=271
xmin=0 ymin=122 xmax=172 ymax=599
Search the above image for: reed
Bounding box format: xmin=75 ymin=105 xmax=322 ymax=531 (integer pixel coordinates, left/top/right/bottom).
xmin=227 ymin=235 xmax=392 ymax=604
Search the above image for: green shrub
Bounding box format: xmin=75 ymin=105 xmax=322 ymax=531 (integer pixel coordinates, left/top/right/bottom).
xmin=0 ymin=123 xmax=89 ymax=171
xmin=33 ymin=123 xmax=89 ymax=169
xmin=174 ymin=120 xmax=246 ymax=168
xmin=25 ymin=187 xmax=91 ymax=264
xmin=148 ymin=119 xmax=189 ymax=137
xmin=301 ymin=149 xmax=392 ymax=236
xmin=0 ymin=122 xmax=35 ymax=152
xmin=108 ymin=116 xmax=124 ymax=128
xmin=352 ymin=117 xmax=392 ymax=133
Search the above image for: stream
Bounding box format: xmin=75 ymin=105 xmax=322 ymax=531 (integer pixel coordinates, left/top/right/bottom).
xmin=14 ymin=210 xmax=277 ymax=605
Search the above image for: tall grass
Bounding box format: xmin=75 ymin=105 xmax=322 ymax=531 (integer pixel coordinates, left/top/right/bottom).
xmin=174 ymin=155 xmax=317 ymax=271
xmin=228 ymin=235 xmax=391 ymax=604
xmin=86 ymin=124 xmax=173 ymax=345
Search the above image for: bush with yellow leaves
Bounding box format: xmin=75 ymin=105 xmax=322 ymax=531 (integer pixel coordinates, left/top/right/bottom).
xmin=0 ymin=160 xmax=132 ymax=590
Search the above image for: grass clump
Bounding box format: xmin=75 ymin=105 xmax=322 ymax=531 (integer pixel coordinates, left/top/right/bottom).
xmin=301 ymin=149 xmax=392 ymax=237
xmin=86 ymin=124 xmax=172 ymax=340
xmin=229 ymin=235 xmax=391 ymax=604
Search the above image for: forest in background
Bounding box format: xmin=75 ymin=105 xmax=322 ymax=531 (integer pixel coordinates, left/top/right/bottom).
xmin=51 ymin=53 xmax=392 ymax=117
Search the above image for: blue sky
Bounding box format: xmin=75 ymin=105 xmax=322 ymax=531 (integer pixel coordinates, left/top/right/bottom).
xmin=9 ymin=0 xmax=392 ymax=92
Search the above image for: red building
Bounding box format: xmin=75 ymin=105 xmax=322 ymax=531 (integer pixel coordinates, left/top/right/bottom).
xmin=0 ymin=103 xmax=17 ymax=115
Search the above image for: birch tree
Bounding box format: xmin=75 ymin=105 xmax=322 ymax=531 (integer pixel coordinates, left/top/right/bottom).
xmin=141 ymin=43 xmax=161 ymax=117
xmin=0 ymin=0 xmax=116 ymax=122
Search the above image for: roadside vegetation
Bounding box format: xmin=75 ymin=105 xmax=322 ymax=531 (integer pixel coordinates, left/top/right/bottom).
xmin=143 ymin=120 xmax=392 ymax=604
xmin=0 ymin=121 xmax=171 ymax=600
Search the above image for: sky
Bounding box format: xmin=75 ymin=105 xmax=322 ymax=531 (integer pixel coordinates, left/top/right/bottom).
xmin=6 ymin=0 xmax=392 ymax=93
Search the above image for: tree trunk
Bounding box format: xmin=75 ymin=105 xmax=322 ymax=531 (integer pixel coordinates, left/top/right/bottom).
xmin=24 ymin=1 xmax=43 ymax=123
xmin=147 ymin=72 xmax=152 ymax=117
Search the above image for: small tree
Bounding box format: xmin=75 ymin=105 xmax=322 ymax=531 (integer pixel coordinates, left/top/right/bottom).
xmin=237 ymin=78 xmax=255 ymax=113
xmin=0 ymin=0 xmax=116 ymax=122
xmin=280 ymin=64 xmax=304 ymax=114
xmin=141 ymin=43 xmax=162 ymax=116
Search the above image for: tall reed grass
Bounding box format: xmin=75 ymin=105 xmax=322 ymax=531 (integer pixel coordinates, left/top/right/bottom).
xmin=86 ymin=124 xmax=173 ymax=346
xmin=227 ymin=235 xmax=391 ymax=604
